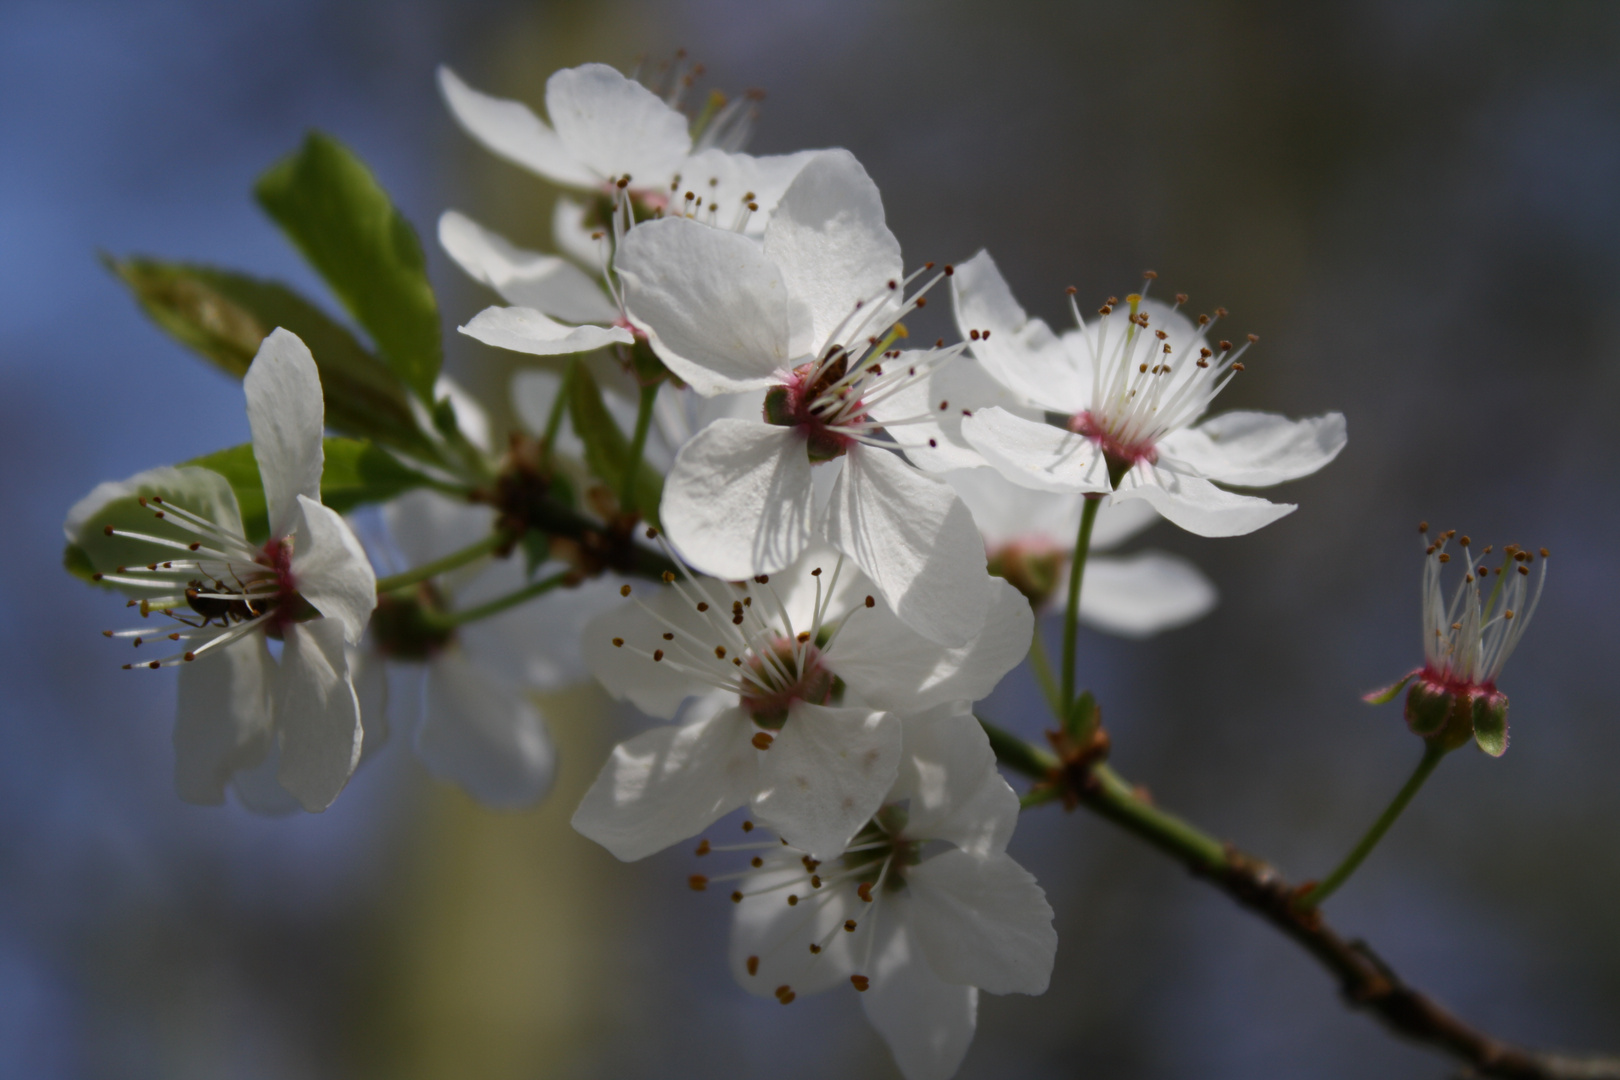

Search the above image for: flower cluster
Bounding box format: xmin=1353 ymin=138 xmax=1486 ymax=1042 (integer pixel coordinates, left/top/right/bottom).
xmin=63 ymin=52 xmax=1555 ymax=1080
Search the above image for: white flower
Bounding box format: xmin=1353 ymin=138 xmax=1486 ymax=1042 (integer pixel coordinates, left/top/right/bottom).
xmin=571 ymin=544 xmax=1031 ymax=861
xmin=944 ymin=250 xmax=1346 ymax=537
xmin=66 ymin=329 xmax=377 ymax=811
xmin=615 ymin=149 xmax=991 ymax=646
xmin=947 ymin=468 xmax=1217 ymax=637
xmin=437 ymin=62 xmax=814 ymax=232
xmin=714 ymin=708 xmax=1055 ymax=1080
xmin=357 ymin=490 xmax=624 ymax=807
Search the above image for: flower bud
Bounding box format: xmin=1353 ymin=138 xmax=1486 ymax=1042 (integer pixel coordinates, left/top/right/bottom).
xmin=987 ymin=543 xmax=1064 ymax=609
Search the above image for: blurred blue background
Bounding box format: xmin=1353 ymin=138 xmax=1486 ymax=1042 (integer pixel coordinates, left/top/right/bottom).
xmin=3 ymin=0 xmax=1618 ymax=1076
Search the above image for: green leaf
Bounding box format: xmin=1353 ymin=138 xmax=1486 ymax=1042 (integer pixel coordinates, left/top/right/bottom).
xmin=104 ymin=256 xmax=440 ymax=460
xmin=187 ymin=438 xmax=443 ymax=545
xmin=255 ymin=132 xmax=442 ymax=402
xmin=568 ymin=366 xmax=663 ymax=525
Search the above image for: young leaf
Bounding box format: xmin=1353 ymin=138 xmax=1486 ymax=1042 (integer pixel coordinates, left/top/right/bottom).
xmin=255 ymin=132 xmax=442 ymax=402
xmin=104 ymin=256 xmax=439 ymax=461
xmin=187 ymin=438 xmax=445 ymax=545
xmin=567 ymin=366 xmax=663 ymax=525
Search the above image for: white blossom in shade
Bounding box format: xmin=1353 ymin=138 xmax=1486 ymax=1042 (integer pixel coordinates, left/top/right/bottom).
xmin=438 ymin=209 xmax=634 ymax=359
xmin=65 ymin=329 xmax=376 ymax=812
xmin=616 ymin=149 xmax=990 ymax=646
xmin=945 ymin=250 xmax=1346 ymax=538
xmin=947 ymin=468 xmax=1218 ymax=638
xmin=707 ymin=708 xmax=1055 ymax=1080
xmin=572 ymin=543 xmax=1032 ymax=862
xmin=1366 ymin=525 xmax=1548 ymax=757
xmin=437 ymin=63 xmax=815 ymax=235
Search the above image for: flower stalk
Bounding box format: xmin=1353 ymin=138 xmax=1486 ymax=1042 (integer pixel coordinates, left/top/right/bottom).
xmin=374 ymin=531 xmax=509 ymax=594
xmin=1059 ymin=495 xmax=1102 ymax=711
xmin=1295 ymin=741 xmax=1447 ymax=909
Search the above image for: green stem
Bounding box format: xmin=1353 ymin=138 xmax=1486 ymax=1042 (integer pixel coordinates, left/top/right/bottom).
xmin=622 ymin=380 xmax=659 ymax=513
xmin=1084 ymin=762 xmax=1229 ymax=871
xmin=1296 ymin=743 xmax=1447 ymax=909
xmin=1027 ymin=620 xmax=1063 ymax=721
xmin=1060 ymin=496 xmax=1102 ymax=710
xmin=374 ymin=532 xmax=507 ymax=594
xmin=436 ymin=572 xmax=569 ymax=628
xmin=539 ymin=357 xmax=578 ymax=461
xmin=978 ymin=716 xmax=1057 ymax=779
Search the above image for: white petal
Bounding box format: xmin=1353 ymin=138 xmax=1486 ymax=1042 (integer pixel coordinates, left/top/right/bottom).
xmin=65 ymin=465 xmax=249 ymax=596
xmin=905 ymin=849 xmax=1057 ymax=995
xmin=753 ymin=704 xmax=900 ymax=861
xmin=438 ymin=210 xmax=618 ymax=324
xmin=952 ymin=250 xmax=1084 ymax=413
xmin=172 ymin=635 xmax=273 ymax=805
xmin=869 ymin=355 xmax=1034 ymax=473
xmin=1158 ymin=410 xmax=1347 ymax=487
xmin=545 ymin=63 xmax=690 ymax=185
xmin=616 ymin=217 xmax=793 ymax=394
xmin=1113 ymin=461 xmax=1295 ymax=537
xmin=960 ymin=407 xmax=1111 ymax=495
xmin=662 ymin=420 xmax=814 ymax=580
xmin=460 ymin=573 xmax=624 ymax=691
xmin=762 ymin=150 xmax=904 ymax=352
xmin=679 ymin=147 xmax=820 ymax=234
xmin=1076 ymin=551 xmax=1217 ymax=638
xmin=419 ymin=652 xmax=555 ymax=808
xmin=892 ymin=705 xmax=1020 ymax=857
xmin=289 ymin=496 xmax=376 ymax=646
xmin=274 ymin=619 xmax=362 ymax=812
xmin=825 ymin=446 xmax=988 ymax=647
xmin=229 ymin=740 xmax=303 ymax=816
xmin=244 ymin=328 xmax=324 ymax=539
xmin=571 ymin=700 xmax=758 ymax=861
xmin=381 ymin=488 xmax=497 ymax=576
xmin=729 ymin=862 xmax=858 ymax=997
xmin=460 ymin=305 xmax=632 ymax=357
xmin=582 ymin=590 xmax=725 ymax=720
xmin=552 ymin=197 xmax=601 ymax=266
xmin=828 ymin=577 xmax=1029 ymax=713
xmin=860 ymin=919 xmax=979 ymax=1080
xmin=436 ymin=66 xmax=595 ymax=188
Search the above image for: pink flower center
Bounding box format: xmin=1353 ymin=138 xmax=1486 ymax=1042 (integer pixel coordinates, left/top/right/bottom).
xmin=1069 ymin=410 xmax=1158 ymax=473
xmin=763 ymin=361 xmax=863 ymax=463
xmin=258 ymin=538 xmax=304 ymax=633
xmin=739 ymin=637 xmax=834 ymax=728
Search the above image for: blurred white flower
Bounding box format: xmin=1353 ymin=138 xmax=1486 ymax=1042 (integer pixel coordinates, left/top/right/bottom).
xmin=67 ymin=329 xmax=376 ymax=812
xmin=947 ymin=469 xmax=1217 ymax=637
xmin=617 ymin=149 xmax=990 ymax=646
xmin=715 ymin=708 xmax=1055 ymax=1080
xmin=572 ymin=544 xmax=1030 ymax=861
xmin=945 ymin=250 xmax=1345 ymax=537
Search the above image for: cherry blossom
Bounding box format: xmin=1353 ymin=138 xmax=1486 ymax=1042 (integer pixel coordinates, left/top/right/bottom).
xmin=65 ymin=329 xmax=376 ymax=811
xmin=714 ymin=708 xmax=1055 ymax=1080
xmin=616 ymin=149 xmax=990 ymax=646
xmin=944 ymin=250 xmax=1345 ymax=537
xmin=572 ymin=543 xmax=1030 ymax=861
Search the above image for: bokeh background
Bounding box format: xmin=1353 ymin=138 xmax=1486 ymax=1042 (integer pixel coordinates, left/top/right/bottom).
xmin=4 ymin=0 xmax=1618 ymax=1076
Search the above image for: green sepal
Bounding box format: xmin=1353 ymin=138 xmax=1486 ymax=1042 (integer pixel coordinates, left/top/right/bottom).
xmin=187 ymin=438 xmax=447 ymax=545
xmin=255 ymin=132 xmax=442 ymax=403
xmin=63 ymin=542 xmax=102 ymax=587
xmin=567 ymin=365 xmax=663 ymax=525
xmin=1364 ymin=670 xmax=1420 ymax=705
xmin=1404 ymin=680 xmax=1452 ymax=738
xmin=628 ymin=337 xmax=671 ymax=385
xmin=1064 ymin=690 xmax=1099 ymax=740
xmin=1472 ymin=692 xmax=1510 ymax=757
xmin=103 ymin=256 xmax=439 ymax=461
